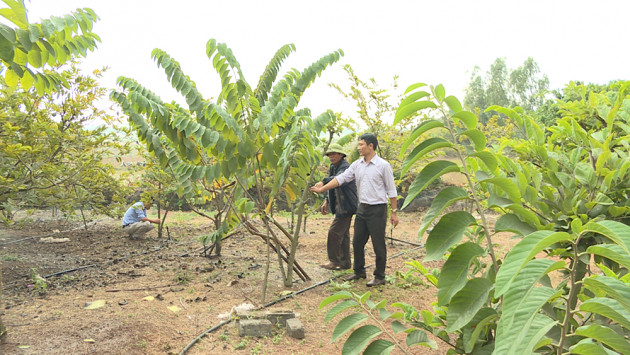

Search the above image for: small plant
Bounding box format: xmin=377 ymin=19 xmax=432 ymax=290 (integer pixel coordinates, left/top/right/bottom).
xmin=0 ymin=254 xmax=20 ymax=261
xmin=326 ymin=280 xmax=352 ymax=292
xmin=234 ymin=338 xmax=248 ymax=350
xmin=393 ymin=268 xmax=428 ymax=289
xmin=272 ymin=331 xmax=283 ymax=344
xmin=251 ymin=343 xmax=263 ymax=354
xmin=173 ymin=271 xmax=192 ymax=284
xmin=218 ymin=333 xmax=229 ymax=342
xmin=320 ymin=291 xmax=436 ymax=354
xmin=134 ymin=335 xmax=147 ymax=348
xmin=29 ymin=268 xmax=48 ymax=296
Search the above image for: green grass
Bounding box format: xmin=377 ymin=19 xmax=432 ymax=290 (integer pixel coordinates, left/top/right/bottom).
xmin=1 ymin=254 xmax=20 ymax=261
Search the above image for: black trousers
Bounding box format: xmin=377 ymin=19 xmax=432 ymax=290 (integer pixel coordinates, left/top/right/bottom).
xmin=353 ymin=203 xmax=387 ymax=279
xmin=327 ymin=216 xmax=352 ymax=268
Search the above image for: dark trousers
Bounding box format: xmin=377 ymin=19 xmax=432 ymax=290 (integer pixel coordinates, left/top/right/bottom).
xmin=353 ymin=203 xmax=387 ymax=279
xmin=327 ymin=216 xmax=352 ymax=268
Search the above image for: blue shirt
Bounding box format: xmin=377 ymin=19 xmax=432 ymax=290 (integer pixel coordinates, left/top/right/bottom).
xmin=336 ymin=155 xmax=397 ymax=205
xmin=122 ymin=202 xmax=147 ymax=227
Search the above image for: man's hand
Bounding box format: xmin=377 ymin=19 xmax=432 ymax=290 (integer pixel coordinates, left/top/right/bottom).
xmin=310 ymin=185 xmax=324 ymax=194
xmin=320 ymin=200 xmax=328 ymax=215
xmin=390 ymin=213 xmax=399 ymax=228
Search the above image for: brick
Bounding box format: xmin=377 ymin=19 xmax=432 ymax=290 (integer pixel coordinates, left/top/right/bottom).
xmin=286 ymin=318 xmax=304 ymax=339
xmin=265 ymin=309 xmax=295 ymax=326
xmin=238 ymin=319 xmax=272 ymax=337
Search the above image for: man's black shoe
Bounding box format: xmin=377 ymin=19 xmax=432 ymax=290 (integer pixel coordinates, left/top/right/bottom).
xmin=366 ymin=278 xmax=386 ymax=287
xmin=344 ymin=273 xmax=366 ymax=281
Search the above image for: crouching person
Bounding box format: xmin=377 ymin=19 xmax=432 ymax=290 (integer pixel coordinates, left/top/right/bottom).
xmin=122 ymin=199 xmax=160 ymax=238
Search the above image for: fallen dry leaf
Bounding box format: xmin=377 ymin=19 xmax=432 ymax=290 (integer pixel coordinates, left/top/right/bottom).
xmin=84 ymin=300 xmax=106 ymax=309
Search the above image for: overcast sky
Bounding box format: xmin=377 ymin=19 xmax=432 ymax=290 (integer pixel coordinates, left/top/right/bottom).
xmin=27 ymin=0 xmax=630 ymax=119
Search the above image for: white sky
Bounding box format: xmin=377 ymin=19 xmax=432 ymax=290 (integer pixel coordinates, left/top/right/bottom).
xmin=27 ymin=0 xmax=630 ymax=120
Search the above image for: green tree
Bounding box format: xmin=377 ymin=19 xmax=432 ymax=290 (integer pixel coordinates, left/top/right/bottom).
xmin=0 ymin=1 xmax=100 ymax=342
xmin=322 ymin=82 xmax=630 ymax=354
xmin=464 ymin=57 xmax=550 ymax=123
xmin=0 ymin=0 xmax=100 ymax=93
xmin=0 ymin=64 xmax=131 ymax=222
xmin=329 ymin=64 xmax=425 ymax=193
xmin=112 ymin=39 xmax=342 ymax=295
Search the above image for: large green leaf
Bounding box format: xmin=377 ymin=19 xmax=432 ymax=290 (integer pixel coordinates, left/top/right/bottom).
xmin=437 ymin=242 xmax=485 ymax=306
xmin=319 ymin=291 xmax=353 ymax=309
xmin=405 ymin=161 xmax=460 ymax=208
xmin=406 ymin=329 xmax=436 ymax=348
xmin=425 ymin=211 xmax=476 ymax=261
xmin=495 ymin=231 xmax=570 ymax=297
xmin=444 ymin=95 xmax=462 ymax=113
xmin=570 ymin=339 xmax=620 ymax=355
xmin=460 ymin=129 xmax=486 ymax=151
xmin=479 ymin=177 xmax=521 ymax=203
xmin=341 ymin=325 xmax=382 ymax=355
xmin=398 ymin=90 xmax=430 ymax=110
xmin=463 ymin=308 xmax=498 ymax=353
xmin=417 ymin=186 xmax=468 ymax=235
xmin=519 ymin=313 xmax=556 ymax=354
xmin=579 ymin=297 xmax=630 ymax=330
xmin=363 ymin=339 xmax=395 ymax=355
xmin=596 ymin=220 xmax=630 ymax=252
xmin=583 ymin=275 xmax=630 ymax=313
xmin=470 ymin=151 xmax=498 ymax=171
xmin=446 ymin=278 xmax=493 ymax=332
xmin=434 ymin=84 xmax=445 ymax=102
xmin=587 ymin=244 xmax=630 ymax=270
xmin=399 ymin=119 xmax=444 ymax=158
xmin=494 ymin=213 xmax=536 ymax=236
xmin=325 ymin=300 xmax=359 ymax=323
xmin=452 ymin=110 xmax=477 ymax=130
xmin=402 ymin=82 xmax=427 ymax=94
xmin=394 ymin=100 xmax=437 ymax=125
xmin=575 ymin=324 xmax=630 ymax=354
xmin=400 ymin=138 xmax=453 ymax=176
xmin=331 ymin=313 xmax=369 ymax=343
xmin=496 ymin=280 xmax=558 ymax=353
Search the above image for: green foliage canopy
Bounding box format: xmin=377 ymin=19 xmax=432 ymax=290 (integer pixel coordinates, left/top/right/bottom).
xmin=0 ymin=0 xmax=100 ymax=94
xmin=0 ymin=64 xmax=132 ymax=221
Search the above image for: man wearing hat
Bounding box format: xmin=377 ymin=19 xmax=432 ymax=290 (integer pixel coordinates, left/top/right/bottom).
xmin=313 ymin=143 xmax=358 ymax=270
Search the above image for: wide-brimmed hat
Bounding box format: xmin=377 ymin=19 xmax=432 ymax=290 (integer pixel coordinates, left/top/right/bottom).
xmin=324 ymin=143 xmax=347 ymax=157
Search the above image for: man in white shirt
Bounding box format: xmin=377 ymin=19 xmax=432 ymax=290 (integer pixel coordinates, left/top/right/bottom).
xmin=311 ymin=133 xmax=399 ymax=287
xmin=121 ymin=200 xmax=160 ymax=238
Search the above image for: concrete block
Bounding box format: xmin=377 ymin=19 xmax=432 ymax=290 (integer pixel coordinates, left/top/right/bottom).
xmin=265 ymin=309 xmax=295 ymax=326
xmin=286 ymin=318 xmax=305 ymax=339
xmin=238 ymin=319 xmax=272 ymax=337
xmin=236 ymin=310 xmax=264 ymax=320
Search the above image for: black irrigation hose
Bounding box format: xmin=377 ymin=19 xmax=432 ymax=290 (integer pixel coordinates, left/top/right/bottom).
xmin=179 ymin=244 xmax=425 ymax=355
xmin=387 ymin=236 xmax=424 ymax=247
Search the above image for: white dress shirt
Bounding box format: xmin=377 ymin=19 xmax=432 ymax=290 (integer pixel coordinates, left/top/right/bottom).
xmin=336 ymin=155 xmax=397 ymax=205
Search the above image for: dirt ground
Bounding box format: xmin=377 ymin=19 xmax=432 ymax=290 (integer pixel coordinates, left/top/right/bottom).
xmin=0 ymin=209 xmax=512 ymax=355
